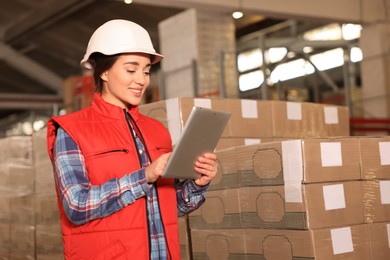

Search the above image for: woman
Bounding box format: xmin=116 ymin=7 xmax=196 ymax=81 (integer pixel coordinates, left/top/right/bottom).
xmin=47 ymin=19 xmax=217 ymax=259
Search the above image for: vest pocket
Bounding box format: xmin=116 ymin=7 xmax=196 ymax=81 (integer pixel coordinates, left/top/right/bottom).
xmin=88 ymin=240 xmax=128 ymax=260
xmin=87 ymin=148 xmax=129 ymax=158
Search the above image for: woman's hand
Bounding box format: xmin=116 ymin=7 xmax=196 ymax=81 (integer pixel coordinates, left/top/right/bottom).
xmin=145 ymin=153 xmax=171 ymax=183
xmin=193 ymin=152 xmax=218 ymax=187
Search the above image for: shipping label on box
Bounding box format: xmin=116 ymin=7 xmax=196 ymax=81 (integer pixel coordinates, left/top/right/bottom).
xmin=359 ymin=136 xmax=390 ymax=180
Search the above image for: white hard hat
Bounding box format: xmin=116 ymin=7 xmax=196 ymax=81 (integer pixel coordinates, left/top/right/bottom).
xmin=80 ymin=19 xmax=164 ymax=69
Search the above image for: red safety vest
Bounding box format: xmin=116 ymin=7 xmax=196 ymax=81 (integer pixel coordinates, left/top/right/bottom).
xmin=47 ymin=93 xmax=180 ymax=259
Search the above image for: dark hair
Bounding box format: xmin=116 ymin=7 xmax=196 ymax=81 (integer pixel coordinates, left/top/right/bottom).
xmin=88 ymin=53 xmax=121 ymax=93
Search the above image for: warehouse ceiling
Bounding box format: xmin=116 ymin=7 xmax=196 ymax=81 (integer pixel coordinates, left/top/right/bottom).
xmin=0 ymin=0 xmax=187 ymax=121
xmin=0 ymin=0 xmax=336 ymax=134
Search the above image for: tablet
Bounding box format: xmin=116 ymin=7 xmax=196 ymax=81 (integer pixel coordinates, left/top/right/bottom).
xmin=162 ymin=106 xmax=231 ymax=179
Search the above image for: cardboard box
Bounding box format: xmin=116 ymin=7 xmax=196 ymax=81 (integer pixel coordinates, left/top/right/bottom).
xmin=191 ymin=225 xmax=371 ymax=260
xmin=139 ymin=97 xmax=231 ymax=145
xmin=359 ymin=136 xmax=390 ymax=179
xmin=189 ymin=188 xmax=242 ymax=229
xmin=314 ymin=103 xmax=350 ymax=137
xmin=0 ymin=163 xmax=34 ymax=197
xmin=245 ymin=224 xmax=371 ymax=260
xmin=216 ymin=137 xmax=262 ymax=151
xmin=0 ymin=223 xmax=10 ymax=257
xmin=271 ymin=101 xmax=350 ymax=138
xmin=272 ymin=100 xmax=316 ymax=138
xmin=363 ymin=180 xmax=390 ymax=223
xmin=178 ymin=216 xmax=191 ymax=260
xmin=227 ymin=99 xmax=273 ymax=138
xmin=368 ymin=222 xmax=390 ymax=260
xmin=190 ymin=229 xmax=246 ymax=259
xmin=9 ymin=224 xmax=35 ymax=256
xmin=212 ymin=137 xmax=361 ymax=190
xmin=36 ymin=223 xmax=63 ymax=254
xmin=34 ymin=193 xmax=60 ymax=225
xmin=10 ymin=195 xmax=34 ymax=227
xmin=0 ymin=136 xmax=33 ymax=165
xmin=190 ymin=181 xmax=364 ymax=230
xmin=240 ymin=182 xmax=364 ymax=230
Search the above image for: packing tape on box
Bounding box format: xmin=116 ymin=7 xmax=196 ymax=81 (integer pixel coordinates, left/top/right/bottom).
xmin=281 ymin=140 xmax=303 ymax=203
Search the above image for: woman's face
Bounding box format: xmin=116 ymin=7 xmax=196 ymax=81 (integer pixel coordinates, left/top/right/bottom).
xmin=100 ymin=53 xmax=151 ymax=109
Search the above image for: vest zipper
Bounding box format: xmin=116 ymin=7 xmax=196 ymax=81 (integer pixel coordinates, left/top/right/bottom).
xmin=123 ymin=110 xmax=172 ymax=259
xmin=124 ymin=110 xmax=156 ymax=259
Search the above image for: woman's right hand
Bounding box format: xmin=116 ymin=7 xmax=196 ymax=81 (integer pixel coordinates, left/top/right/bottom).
xmin=145 ymin=153 xmax=171 ymax=183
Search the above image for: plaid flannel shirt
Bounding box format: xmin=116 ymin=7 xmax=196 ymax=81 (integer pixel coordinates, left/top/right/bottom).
xmin=53 ymin=127 xmax=208 ymax=259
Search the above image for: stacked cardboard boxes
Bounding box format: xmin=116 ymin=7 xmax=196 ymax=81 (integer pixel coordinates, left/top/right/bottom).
xmin=0 ymin=136 xmax=35 ymax=259
xmin=189 ymin=138 xmax=378 ymax=259
xmin=32 ymin=129 xmax=63 ymax=259
xmin=0 ymin=130 xmax=63 ymax=260
xmin=138 ymin=97 xmax=349 ymax=148
xmin=360 ymin=137 xmax=390 ymax=260
xmin=140 ymin=97 xmax=370 ymax=259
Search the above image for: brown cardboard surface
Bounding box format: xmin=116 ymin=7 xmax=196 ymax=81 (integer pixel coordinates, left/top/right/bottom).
xmin=359 ymin=136 xmax=390 ymax=180
xmin=362 ymin=180 xmax=390 ymax=223
xmin=272 ymin=101 xmax=350 ymax=138
xmin=304 ymin=181 xmax=364 ymax=229
xmin=228 ymin=99 xmax=273 ymax=137
xmin=315 ymin=104 xmax=350 ymax=137
xmin=311 ymin=224 xmax=371 ymax=260
xmin=192 ymin=225 xmax=370 ymax=260
xmin=191 ymin=181 xmax=363 ymax=230
xmin=209 ymin=146 xmax=239 ymax=191
xmin=178 ymin=216 xmax=191 ymax=260
xmin=189 ymin=188 xmax=241 ymax=229
xmin=214 ymin=137 xmax=361 ymax=189
xmin=368 ymin=222 xmax=390 ymax=260
xmin=36 ymin=223 xmax=63 ymax=254
xmin=301 ymin=137 xmax=361 ymax=183
xmin=272 ymin=101 xmax=315 ymax=138
xmin=190 ymin=229 xmax=246 ymax=260
xmin=240 ymin=181 xmax=363 ymax=230
xmin=239 ymin=185 xmax=307 ymax=229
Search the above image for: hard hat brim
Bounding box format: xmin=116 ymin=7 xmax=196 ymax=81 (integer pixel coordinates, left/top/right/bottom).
xmin=80 ymin=50 xmax=164 ymax=69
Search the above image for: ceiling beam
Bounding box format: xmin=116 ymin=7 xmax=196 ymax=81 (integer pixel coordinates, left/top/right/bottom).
xmin=0 ymin=93 xmax=62 ymax=110
xmin=3 ymin=0 xmax=97 ymax=44
xmin=0 ymin=44 xmax=63 ymax=92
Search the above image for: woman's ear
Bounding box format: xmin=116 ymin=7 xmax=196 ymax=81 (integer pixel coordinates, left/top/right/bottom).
xmin=100 ymin=71 xmax=108 ymax=82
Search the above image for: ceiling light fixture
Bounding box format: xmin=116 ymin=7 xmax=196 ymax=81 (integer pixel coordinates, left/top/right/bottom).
xmin=232 ymin=0 xmax=244 ymax=19
xmin=124 ymin=0 xmax=133 ymax=4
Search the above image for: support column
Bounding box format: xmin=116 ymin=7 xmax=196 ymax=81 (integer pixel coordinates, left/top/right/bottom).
xmin=158 ymin=9 xmax=239 ymax=99
xmin=359 ymin=22 xmax=390 ymax=117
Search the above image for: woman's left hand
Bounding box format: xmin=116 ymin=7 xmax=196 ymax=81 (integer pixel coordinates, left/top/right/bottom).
xmin=193 ymin=152 xmax=218 ymax=187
